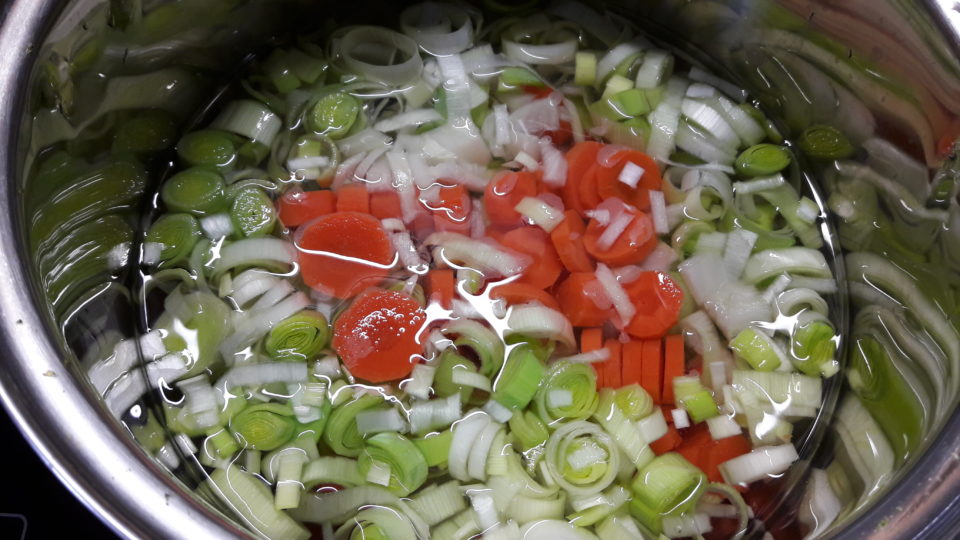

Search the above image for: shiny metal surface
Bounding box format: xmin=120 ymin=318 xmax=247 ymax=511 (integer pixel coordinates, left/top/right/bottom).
xmin=0 ymin=0 xmax=959 ymax=538
xmin=0 ymin=0 xmax=250 ymax=538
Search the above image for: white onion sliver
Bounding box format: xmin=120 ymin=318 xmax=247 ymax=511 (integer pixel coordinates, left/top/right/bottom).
xmin=515 ymin=196 xmax=564 ymax=233
xmin=595 ymin=263 xmax=636 ymax=325
xmin=706 ymin=415 xmax=741 ymax=440
xmin=649 ymin=190 xmax=669 ymax=235
xmin=671 ymin=408 xmax=691 ymax=429
xmin=450 ymin=412 xmax=490 ymax=481
xmin=596 ymin=212 xmax=634 ymax=252
xmin=618 ymin=162 xmax=645 ymax=189
xmin=554 ymin=348 xmax=612 ymax=364
xmin=356 ymin=408 xmax=408 ymax=435
xmin=719 ymin=444 xmax=799 ymax=485
xmin=636 ymin=411 xmax=668 ymax=443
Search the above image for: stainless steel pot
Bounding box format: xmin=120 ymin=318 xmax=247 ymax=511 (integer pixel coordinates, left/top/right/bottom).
xmin=0 ymin=0 xmax=958 ymax=538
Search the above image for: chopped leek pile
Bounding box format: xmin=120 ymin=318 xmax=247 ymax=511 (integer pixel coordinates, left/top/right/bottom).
xmin=78 ymin=1 xmax=854 ymax=538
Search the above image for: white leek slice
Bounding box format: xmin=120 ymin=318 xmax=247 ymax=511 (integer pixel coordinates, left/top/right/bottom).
xmin=719 ymin=444 xmax=798 ymax=485
xmin=506 ymin=304 xmax=576 ymax=352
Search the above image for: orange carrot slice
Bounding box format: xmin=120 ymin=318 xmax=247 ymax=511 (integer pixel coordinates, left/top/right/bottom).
xmin=333 ymin=288 xmax=426 ymax=383
xmin=550 ymin=210 xmax=594 ymax=273
xmin=582 ymin=205 xmax=657 ymax=266
xmin=497 ymin=226 xmax=563 ymax=289
xmin=562 ymin=141 xmax=603 ymax=213
xmin=297 ymin=212 xmax=396 ymax=299
xmin=556 ymin=272 xmax=612 ymax=327
xmin=594 ymin=148 xmax=662 ymax=211
xmin=624 ymin=272 xmax=684 ymax=340
xmin=485 ymin=171 xmax=538 ymax=227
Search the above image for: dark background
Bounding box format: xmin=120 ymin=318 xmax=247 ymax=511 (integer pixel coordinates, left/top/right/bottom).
xmin=0 ymin=406 xmax=117 ymax=539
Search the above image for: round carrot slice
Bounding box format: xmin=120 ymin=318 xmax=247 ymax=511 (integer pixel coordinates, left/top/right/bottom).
xmin=333 ymin=288 xmax=426 ymax=383
xmin=577 ymin=163 xmax=603 ymax=211
xmin=484 ymin=170 xmax=538 ymax=227
xmin=297 ymin=212 xmax=396 ymax=299
xmin=624 ymin=272 xmax=684 ymax=339
xmin=497 ymin=226 xmax=563 ymax=289
xmin=556 ymin=272 xmax=611 ymax=327
xmin=594 ymin=149 xmax=662 ymax=211
xmin=583 ymin=205 xmax=657 ymax=266
xmin=562 ymin=141 xmax=603 ymax=213
xmin=550 ymin=210 xmax=594 ymax=273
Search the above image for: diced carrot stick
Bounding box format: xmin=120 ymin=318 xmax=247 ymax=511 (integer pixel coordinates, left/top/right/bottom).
xmin=369 ymin=190 xmax=402 ymax=220
xmin=621 ymin=340 xmax=644 ymax=388
xmin=580 ymin=327 xmax=604 ymax=387
xmin=602 ymin=338 xmax=622 ymax=389
xmin=426 ymin=269 xmax=455 ymax=309
xmin=335 ymin=184 xmax=369 ymax=214
xmin=556 ymin=272 xmax=611 ymax=327
xmin=550 ymin=210 xmax=594 ymax=272
xmin=675 ymin=424 xmax=752 ymax=483
xmin=641 ymin=338 xmax=664 ymax=404
xmin=497 ymin=226 xmax=563 ymax=289
xmin=662 ymin=334 xmax=686 ymax=405
xmin=277 ymin=190 xmax=336 ymax=227
xmin=650 ymin=423 xmax=682 ymax=454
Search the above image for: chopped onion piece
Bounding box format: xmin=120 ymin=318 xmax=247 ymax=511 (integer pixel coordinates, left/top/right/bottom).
xmin=596 ymin=263 xmax=636 ymax=325
xmin=719 ymin=444 xmax=799 ymax=485
xmin=547 ymin=389 xmax=574 ymax=409
xmin=554 ymin=349 xmax=611 ymax=364
xmin=596 ymin=211 xmax=634 ymax=251
xmin=515 ymin=196 xmax=564 ymax=233
xmin=483 ymin=399 xmax=514 ymax=423
xmin=618 ymin=162 xmax=645 ymax=189
xmin=671 ymin=408 xmax=691 ymax=429
xmin=636 ymin=411 xmax=668 ymax=443
xmin=649 ymin=190 xmax=668 ymax=234
xmin=707 ymin=414 xmax=742 ymax=440
xmin=662 ymin=513 xmax=712 ymax=538
xmin=503 ymin=39 xmax=577 ymax=65
xmin=514 ymin=151 xmax=540 ymax=171
xmin=200 ymin=213 xmax=233 ymax=240
xmin=452 ymin=370 xmax=492 ymax=392
xmin=404 ymin=364 xmax=436 ymax=400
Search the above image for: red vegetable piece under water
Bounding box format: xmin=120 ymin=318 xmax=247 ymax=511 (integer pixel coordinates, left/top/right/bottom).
xmin=297 ymin=212 xmax=396 ymax=299
xmin=333 ymin=288 xmax=426 ymax=383
xmin=624 ymin=272 xmax=684 ymax=339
